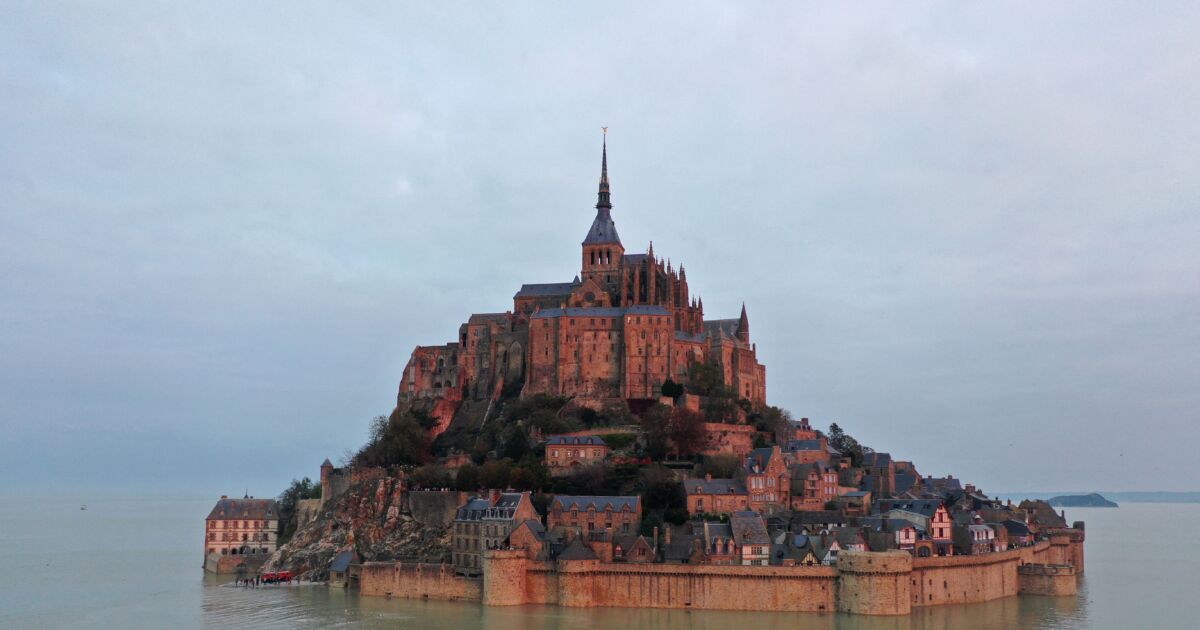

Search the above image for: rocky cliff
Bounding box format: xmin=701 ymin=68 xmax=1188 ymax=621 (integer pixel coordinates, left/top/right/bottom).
xmin=264 ymin=475 xmax=461 ymax=580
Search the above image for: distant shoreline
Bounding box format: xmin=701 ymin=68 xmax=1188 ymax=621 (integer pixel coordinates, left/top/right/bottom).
xmin=996 ymin=491 xmax=1200 ymax=504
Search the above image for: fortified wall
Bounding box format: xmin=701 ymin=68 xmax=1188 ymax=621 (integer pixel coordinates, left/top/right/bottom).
xmin=359 ymin=531 xmax=1084 ymax=616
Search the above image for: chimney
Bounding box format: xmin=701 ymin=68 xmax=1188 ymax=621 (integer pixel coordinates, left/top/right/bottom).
xmin=653 ymin=526 xmax=659 ymax=549
xmin=705 ymin=473 xmax=712 ymax=482
xmin=665 ymin=526 xmax=672 ymax=545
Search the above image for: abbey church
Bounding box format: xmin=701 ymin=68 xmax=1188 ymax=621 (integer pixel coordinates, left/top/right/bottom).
xmin=398 ymin=137 xmax=766 ymax=432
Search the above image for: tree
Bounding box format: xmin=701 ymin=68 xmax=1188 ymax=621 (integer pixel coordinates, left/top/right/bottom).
xmin=276 ymin=476 xmax=321 ymax=544
xmin=754 ymin=406 xmax=793 ymax=443
xmin=697 ymin=454 xmax=739 ymax=479
xmin=827 ymin=422 xmax=873 ymax=467
xmin=354 ymin=409 xmax=432 ymax=467
xmin=638 ymin=403 xmax=673 ymax=460
xmin=479 ymin=460 xmax=513 ymax=489
xmin=640 ymin=465 xmax=684 ymax=510
xmin=455 ymin=463 xmax=480 ymax=491
xmin=668 ymin=407 xmax=707 ymax=457
xmin=702 ymin=396 xmax=739 ymax=424
xmin=660 ymin=378 xmax=684 ymax=399
xmin=410 ymin=464 xmax=452 ymax=489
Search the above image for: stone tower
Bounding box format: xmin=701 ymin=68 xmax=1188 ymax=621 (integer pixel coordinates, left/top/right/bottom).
xmin=581 ymin=131 xmax=624 ymax=294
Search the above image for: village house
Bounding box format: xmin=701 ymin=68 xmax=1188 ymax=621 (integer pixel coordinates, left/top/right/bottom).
xmin=741 ymin=446 xmax=790 ymax=514
xmin=953 ymin=522 xmax=998 ymax=555
xmin=612 ymin=532 xmax=656 ymax=563
xmin=547 ymin=495 xmax=641 ymax=534
xmin=204 ymin=495 xmax=280 ymax=558
xmin=452 ymin=491 xmax=537 ymax=576
xmin=730 ymin=511 xmax=771 ymax=566
xmin=544 ymin=435 xmax=609 ymax=476
xmin=683 ymin=475 xmax=749 ymax=515
xmin=789 ymin=461 xmax=840 ymax=511
xmin=876 ymin=499 xmax=954 ymax=556
xmin=697 ymin=521 xmax=738 ymax=565
xmin=506 ymin=519 xmax=548 ymax=560
xmin=860 ymin=452 xmax=896 ymax=498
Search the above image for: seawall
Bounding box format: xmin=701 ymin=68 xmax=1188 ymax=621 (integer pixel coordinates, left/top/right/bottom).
xmin=360 ymin=531 xmax=1083 ymax=616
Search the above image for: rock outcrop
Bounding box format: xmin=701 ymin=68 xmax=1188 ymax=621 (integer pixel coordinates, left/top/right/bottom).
xmin=264 ymin=475 xmax=458 ymax=580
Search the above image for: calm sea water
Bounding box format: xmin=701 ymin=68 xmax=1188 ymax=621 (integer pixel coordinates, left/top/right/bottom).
xmin=1 ymin=496 xmax=1197 ymax=629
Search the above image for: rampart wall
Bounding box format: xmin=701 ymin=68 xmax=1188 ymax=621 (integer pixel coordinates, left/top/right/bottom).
xmin=359 ymin=562 xmax=481 ymax=601
xmin=360 ymin=533 xmax=1084 ymax=617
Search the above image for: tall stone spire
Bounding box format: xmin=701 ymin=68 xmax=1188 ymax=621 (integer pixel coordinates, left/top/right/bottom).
xmin=582 ymin=129 xmax=621 ymax=246
xmin=737 ymin=303 xmax=750 ymax=342
xmin=596 ymin=129 xmax=611 ymax=210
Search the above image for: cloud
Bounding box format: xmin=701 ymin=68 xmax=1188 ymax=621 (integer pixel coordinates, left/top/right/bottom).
xmin=1 ymin=1 xmax=1197 ymax=495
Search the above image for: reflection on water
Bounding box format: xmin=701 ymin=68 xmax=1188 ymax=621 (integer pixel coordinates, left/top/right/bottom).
xmin=2 ymin=497 xmax=1195 ymax=629
xmin=201 ymin=577 xmax=1090 ymax=630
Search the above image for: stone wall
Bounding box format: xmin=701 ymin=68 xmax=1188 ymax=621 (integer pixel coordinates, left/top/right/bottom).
xmin=836 ymin=551 xmax=912 ymax=615
xmin=204 ymin=552 xmax=270 ymax=575
xmin=359 ymin=562 xmax=481 ymax=601
xmin=406 ymin=490 xmax=468 ymax=529
xmin=362 ymin=534 xmax=1084 ymax=617
xmin=911 ymin=546 xmax=1020 ymax=607
xmin=1018 ymin=564 xmax=1077 ymax=596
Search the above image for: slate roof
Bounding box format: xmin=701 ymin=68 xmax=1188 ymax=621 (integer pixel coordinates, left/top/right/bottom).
xmin=703 ymin=319 xmax=741 ymax=338
xmin=895 ymin=471 xmax=919 ymax=494
xmin=330 ymin=550 xmax=355 ymax=572
xmin=551 ymin=495 xmax=640 ymax=512
xmin=467 ymin=312 xmax=508 ymax=325
xmin=1002 ymin=519 xmax=1031 ymax=536
xmin=730 ymin=511 xmax=770 ymax=545
xmin=683 ymin=478 xmax=747 ymax=495
xmin=493 ymin=492 xmax=527 ymax=510
xmin=546 ymin=435 xmax=607 ymax=446
xmin=206 ymin=498 xmax=279 ymax=521
xmin=530 ymin=305 xmax=671 ymax=320
xmin=623 ymin=253 xmax=649 ymax=264
xmin=875 ymin=499 xmax=945 ymax=519
xmin=455 ymin=497 xmax=491 ymax=521
xmin=785 ymin=439 xmax=824 ymax=452
xmin=583 ymin=207 xmax=621 ymax=245
xmin=862 ymin=452 xmax=893 ymax=469
xmin=674 ymin=330 xmax=706 ymax=343
xmin=557 ymin=537 xmax=598 ymax=560
xmin=514 ymin=282 xmax=579 ymax=298
xmin=744 ymin=447 xmax=777 ymax=474
xmin=791 ymin=511 xmax=846 ymax=526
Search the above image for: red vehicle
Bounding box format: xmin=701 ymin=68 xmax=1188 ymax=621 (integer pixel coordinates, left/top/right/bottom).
xmin=260 ymin=571 xmax=293 ymax=584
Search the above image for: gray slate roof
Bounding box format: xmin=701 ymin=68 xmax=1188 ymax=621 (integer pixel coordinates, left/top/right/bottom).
xmin=330 ymin=550 xmax=355 ymax=572
xmin=546 ymin=435 xmax=607 ymax=446
xmin=583 ymin=208 xmax=621 ymax=245
xmin=514 ymin=282 xmax=579 ymax=298
xmin=683 ymin=478 xmax=747 ymax=495
xmin=206 ymin=498 xmax=279 ymax=521
xmin=531 ymin=306 xmax=671 ymax=319
xmin=730 ymin=511 xmax=770 ymax=545
xmin=551 ymin=495 xmax=640 ymax=512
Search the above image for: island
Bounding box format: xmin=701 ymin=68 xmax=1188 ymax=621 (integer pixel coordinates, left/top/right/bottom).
xmin=206 ymin=136 xmax=1087 ymax=616
xmin=1048 ymin=493 xmax=1118 ymax=508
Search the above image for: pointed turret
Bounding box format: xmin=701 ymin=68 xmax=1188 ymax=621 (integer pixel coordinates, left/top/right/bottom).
xmin=737 ymin=303 xmax=750 ymax=342
xmin=582 ymin=131 xmax=621 ymax=246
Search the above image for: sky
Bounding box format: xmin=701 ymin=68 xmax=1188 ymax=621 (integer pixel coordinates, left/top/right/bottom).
xmin=2 ymin=2 xmax=1198 ymax=497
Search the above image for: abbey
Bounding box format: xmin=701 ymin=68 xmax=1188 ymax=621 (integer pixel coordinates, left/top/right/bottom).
xmin=397 ymin=137 xmax=766 ymax=430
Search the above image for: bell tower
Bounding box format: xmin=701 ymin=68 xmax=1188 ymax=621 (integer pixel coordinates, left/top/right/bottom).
xmin=581 ymin=129 xmax=624 ymax=293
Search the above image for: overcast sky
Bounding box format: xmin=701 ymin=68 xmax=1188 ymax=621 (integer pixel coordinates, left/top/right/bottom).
xmin=2 ymin=2 xmax=1197 ymax=497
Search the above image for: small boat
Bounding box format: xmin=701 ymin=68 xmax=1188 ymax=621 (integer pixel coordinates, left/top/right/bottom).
xmin=80 ymin=505 xmax=87 ymax=510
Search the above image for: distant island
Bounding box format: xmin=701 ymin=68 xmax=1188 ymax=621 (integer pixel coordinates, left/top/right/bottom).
xmin=1047 ymin=493 xmax=1117 ymax=508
